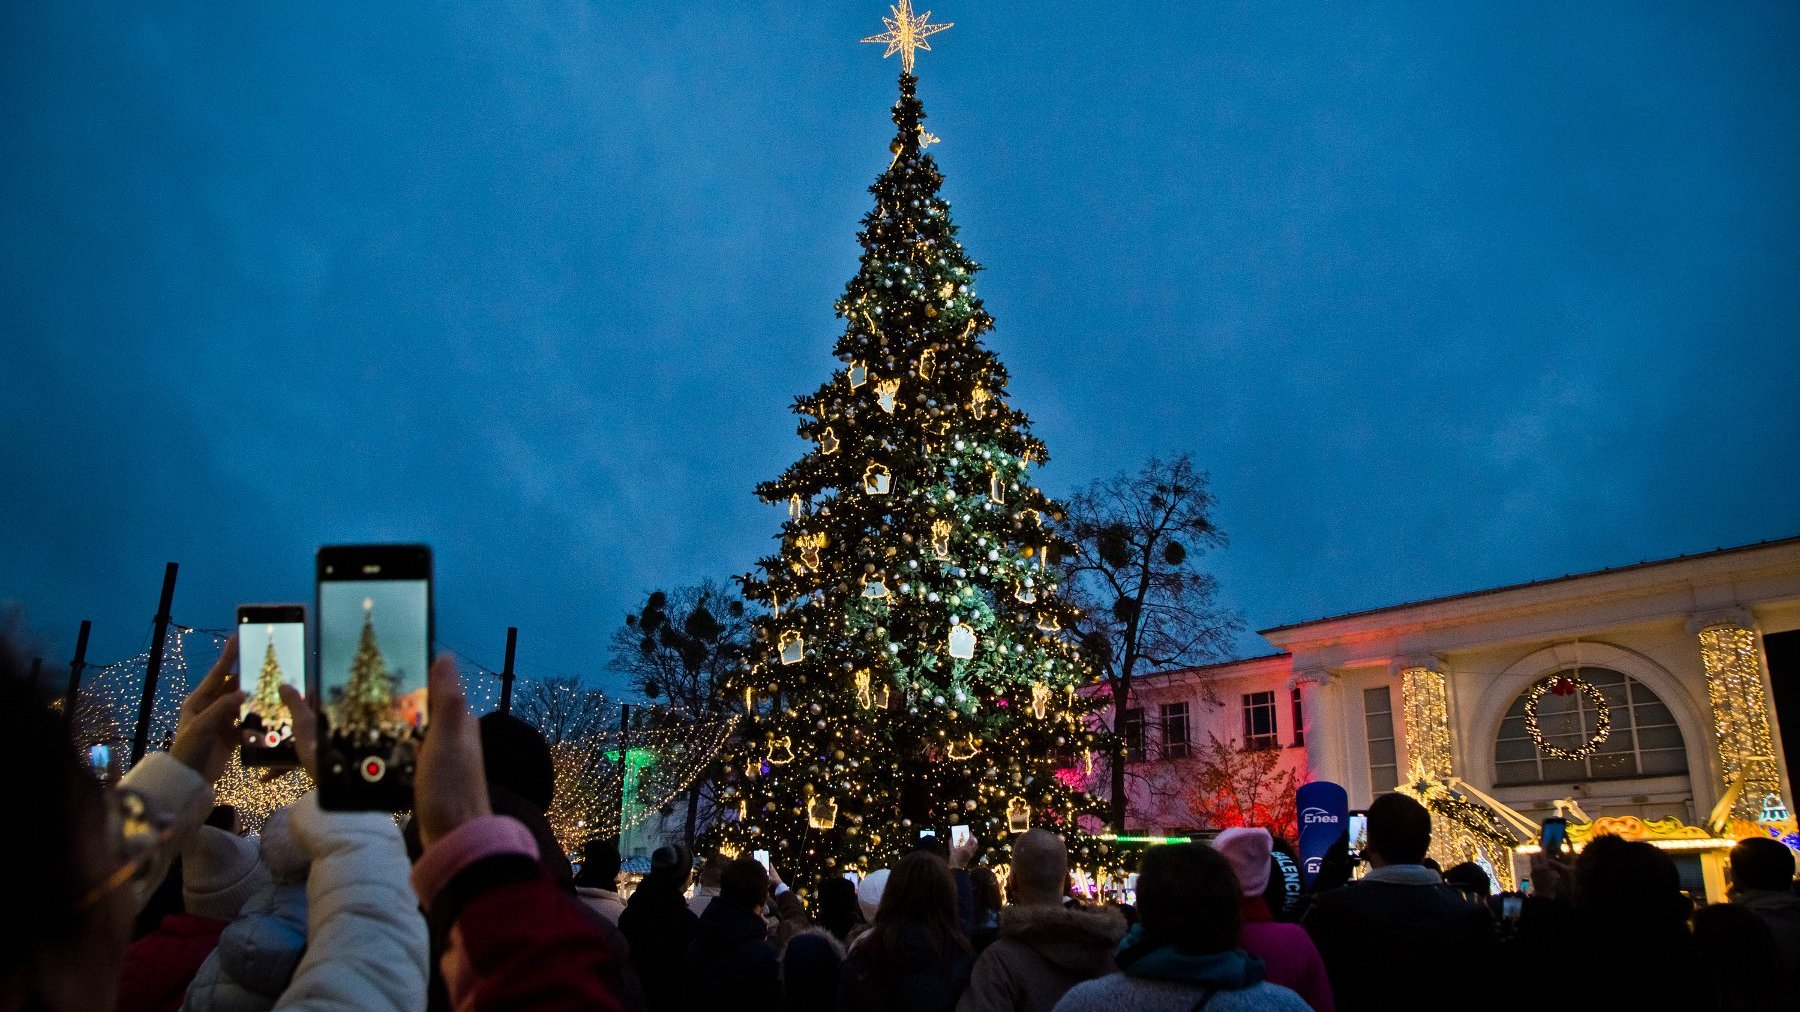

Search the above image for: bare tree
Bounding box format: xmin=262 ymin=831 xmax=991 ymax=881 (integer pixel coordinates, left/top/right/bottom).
xmin=512 ymin=675 xmax=613 ymax=747
xmin=607 ymin=580 xmax=754 ymax=844
xmin=1063 ymin=453 xmax=1241 ymax=830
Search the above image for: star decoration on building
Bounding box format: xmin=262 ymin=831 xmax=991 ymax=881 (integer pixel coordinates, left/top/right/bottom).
xmin=861 ymin=0 xmax=952 ymax=74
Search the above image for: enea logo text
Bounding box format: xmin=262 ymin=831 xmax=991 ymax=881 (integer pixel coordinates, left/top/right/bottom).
xmin=1301 ymin=807 xmax=1339 ymax=827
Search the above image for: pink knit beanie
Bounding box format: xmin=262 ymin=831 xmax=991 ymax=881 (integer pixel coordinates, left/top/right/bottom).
xmin=1211 ymin=827 xmax=1273 ymax=896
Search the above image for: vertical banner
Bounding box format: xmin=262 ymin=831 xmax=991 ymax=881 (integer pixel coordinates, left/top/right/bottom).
xmin=1296 ymin=780 xmax=1348 ymax=887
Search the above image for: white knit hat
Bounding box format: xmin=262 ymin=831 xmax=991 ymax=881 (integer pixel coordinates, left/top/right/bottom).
xmin=857 ymin=868 xmax=891 ymax=921
xmin=183 ymin=825 xmax=271 ymax=920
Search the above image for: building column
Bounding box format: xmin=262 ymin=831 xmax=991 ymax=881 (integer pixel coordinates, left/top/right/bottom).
xmin=1694 ymin=619 xmax=1788 ymax=822
xmin=1400 ymin=661 xmax=1517 ymax=889
xmin=1400 ymin=664 xmax=1451 ymax=787
xmin=1290 ymin=669 xmax=1339 ymax=787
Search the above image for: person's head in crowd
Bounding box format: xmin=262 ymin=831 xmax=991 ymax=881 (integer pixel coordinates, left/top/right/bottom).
xmin=635 ymin=842 xmax=694 ymax=899
xmin=863 ymin=850 xmax=968 ymax=968
xmin=0 ymin=629 xmax=137 ymax=1012
xmin=205 ymin=804 xmax=241 ymax=835
xmin=814 ymin=874 xmax=863 ymax=939
xmin=698 ymin=851 xmax=732 ymax=891
xmin=721 ymin=856 xmax=772 ymax=915
xmin=1263 ymin=841 xmax=1303 ymax=920
xmin=781 ymin=928 xmax=846 ymax=1012
xmin=575 ymin=840 xmax=622 ymax=893
xmin=1729 ymin=836 xmax=1797 ymax=894
xmin=971 ymin=866 xmax=1002 ymax=908
xmin=1211 ymin=827 xmax=1273 ymax=901
xmin=1691 ymin=902 xmax=1787 ymax=1009
xmin=1574 ymin=835 xmax=1691 ymax=932
xmin=1443 ymin=861 xmax=1491 ymax=899
xmin=476 ymin=713 xmax=555 ymax=811
xmin=1365 ymin=792 xmax=1432 ymax=867
xmin=1135 ymin=844 xmax=1241 ymax=955
xmin=1009 ymin=828 xmax=1070 ymax=906
xmin=856 ymin=867 xmax=890 ymax=922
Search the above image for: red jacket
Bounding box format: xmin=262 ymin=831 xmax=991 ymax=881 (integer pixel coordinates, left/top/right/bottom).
xmin=413 ymin=815 xmax=627 ymax=1012
xmin=115 ymin=913 xmax=228 ymax=1012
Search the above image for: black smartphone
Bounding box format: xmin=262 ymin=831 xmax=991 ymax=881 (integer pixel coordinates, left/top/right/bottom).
xmin=1347 ymin=810 xmax=1369 ymax=863
xmin=1539 ymin=816 xmax=1569 ymax=856
xmin=315 ymin=544 xmax=433 ymax=811
xmin=237 ymin=604 xmax=307 ymax=767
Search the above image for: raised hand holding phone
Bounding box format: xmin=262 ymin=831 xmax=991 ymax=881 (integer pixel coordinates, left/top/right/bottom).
xmin=171 ymin=636 xmax=245 ymax=783
xmin=413 ymin=653 xmax=492 ymax=846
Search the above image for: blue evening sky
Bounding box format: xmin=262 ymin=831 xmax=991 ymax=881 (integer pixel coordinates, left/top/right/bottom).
xmin=4 ymin=3 xmax=1797 ymax=695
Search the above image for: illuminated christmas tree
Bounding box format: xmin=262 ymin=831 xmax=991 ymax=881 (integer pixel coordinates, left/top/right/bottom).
xmin=718 ymin=4 xmax=1107 ymax=885
xmin=250 ymin=631 xmax=292 ymax=731
xmin=335 ymin=598 xmax=394 ymax=732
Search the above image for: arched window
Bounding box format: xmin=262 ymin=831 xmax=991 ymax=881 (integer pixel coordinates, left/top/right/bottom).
xmin=1493 ymin=667 xmax=1688 ymax=786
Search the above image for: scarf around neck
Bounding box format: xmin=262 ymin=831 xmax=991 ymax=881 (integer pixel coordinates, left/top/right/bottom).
xmin=1114 ymin=925 xmax=1265 ymax=990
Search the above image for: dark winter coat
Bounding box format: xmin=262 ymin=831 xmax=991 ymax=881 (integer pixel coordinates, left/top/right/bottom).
xmin=1301 ymin=865 xmax=1495 ymax=1012
xmin=686 ymin=895 xmax=782 ymax=1011
xmin=1736 ymin=888 xmax=1800 ymax=991
xmin=115 ymin=913 xmax=230 ymax=1012
xmin=837 ymin=921 xmax=973 ymax=1012
xmin=619 ymin=881 xmax=699 ymax=1012
xmin=956 ymin=902 xmax=1126 ymax=1012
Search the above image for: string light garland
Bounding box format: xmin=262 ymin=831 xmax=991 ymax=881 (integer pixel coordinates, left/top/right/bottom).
xmin=1698 ymin=624 xmax=1784 ymax=821
xmin=1523 ymin=675 xmax=1611 ymax=761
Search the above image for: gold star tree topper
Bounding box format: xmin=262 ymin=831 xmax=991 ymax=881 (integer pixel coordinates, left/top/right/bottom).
xmin=861 ymin=0 xmax=952 ymax=74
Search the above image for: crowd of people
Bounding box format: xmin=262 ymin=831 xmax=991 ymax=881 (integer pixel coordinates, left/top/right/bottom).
xmin=4 ymin=626 xmax=1800 ymax=1011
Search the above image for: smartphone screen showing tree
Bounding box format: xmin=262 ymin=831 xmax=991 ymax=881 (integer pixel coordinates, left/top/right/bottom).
xmin=316 ymin=545 xmax=432 ymax=811
xmin=238 ymin=605 xmax=305 ymax=767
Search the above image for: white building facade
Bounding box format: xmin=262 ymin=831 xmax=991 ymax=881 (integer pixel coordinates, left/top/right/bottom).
xmin=1108 ymin=537 xmax=1800 ymax=889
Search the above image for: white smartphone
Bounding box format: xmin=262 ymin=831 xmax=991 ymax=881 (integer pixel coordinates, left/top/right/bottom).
xmin=951 ymin=824 xmax=971 ymax=848
xmin=753 ymin=849 xmax=771 ymax=870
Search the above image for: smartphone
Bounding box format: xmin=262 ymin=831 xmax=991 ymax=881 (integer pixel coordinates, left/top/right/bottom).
xmin=1539 ymin=816 xmax=1569 ymax=855
xmin=237 ymin=605 xmax=307 ymax=767
xmin=1347 ymin=811 xmax=1369 ymax=860
xmin=1501 ymin=894 xmax=1523 ymax=920
xmin=753 ymin=849 xmax=771 ymax=870
xmin=315 ymin=545 xmax=433 ymax=811
xmin=919 ymin=828 xmax=939 ymax=844
xmin=951 ymin=824 xmax=971 ymax=849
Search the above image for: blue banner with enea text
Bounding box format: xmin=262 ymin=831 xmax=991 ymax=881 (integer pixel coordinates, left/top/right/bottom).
xmin=1295 ymin=780 xmax=1348 ymax=888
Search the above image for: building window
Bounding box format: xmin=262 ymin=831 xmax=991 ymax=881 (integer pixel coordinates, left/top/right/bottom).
xmin=1493 ymin=667 xmax=1689 ymax=786
xmin=1291 ymin=686 xmax=1306 ymax=747
xmin=1364 ymin=686 xmax=1399 ymax=792
xmin=1123 ymin=707 xmax=1145 ymax=763
xmin=1242 ymin=691 xmax=1278 ymax=750
xmin=1161 ymin=702 xmax=1191 ymax=759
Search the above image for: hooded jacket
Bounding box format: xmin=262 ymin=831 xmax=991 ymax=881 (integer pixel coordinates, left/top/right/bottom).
xmin=957 ymin=903 xmax=1127 ymax=1012
xmin=1049 ymin=928 xmax=1310 ymax=1012
xmin=685 ymin=895 xmax=782 ymax=1011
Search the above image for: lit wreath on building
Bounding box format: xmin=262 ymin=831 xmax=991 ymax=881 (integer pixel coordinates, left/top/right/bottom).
xmin=1523 ymin=675 xmax=1611 ymax=761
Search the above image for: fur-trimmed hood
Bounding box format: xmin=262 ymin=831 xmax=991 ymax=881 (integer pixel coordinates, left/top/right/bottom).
xmin=995 ymin=903 xmax=1128 ymax=975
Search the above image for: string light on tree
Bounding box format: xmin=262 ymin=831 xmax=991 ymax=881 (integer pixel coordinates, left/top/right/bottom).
xmin=715 ymin=4 xmax=1107 ymax=885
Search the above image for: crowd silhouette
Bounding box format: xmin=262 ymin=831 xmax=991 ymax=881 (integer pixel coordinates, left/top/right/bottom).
xmin=3 ymin=624 xmax=1798 ymax=1012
